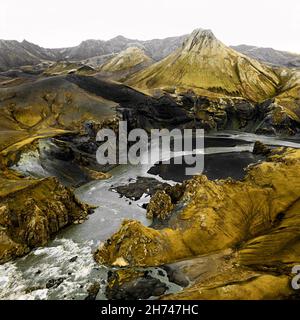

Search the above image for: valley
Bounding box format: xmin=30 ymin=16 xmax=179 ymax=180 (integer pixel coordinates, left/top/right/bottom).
xmin=0 ymin=28 xmax=300 ymax=300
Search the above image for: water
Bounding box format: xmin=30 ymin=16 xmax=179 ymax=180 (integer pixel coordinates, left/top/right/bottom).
xmin=1 ymin=131 xmax=300 ymax=300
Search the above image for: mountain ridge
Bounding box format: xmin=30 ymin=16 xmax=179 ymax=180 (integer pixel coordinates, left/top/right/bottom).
xmin=1 ymin=31 xmax=299 ymax=72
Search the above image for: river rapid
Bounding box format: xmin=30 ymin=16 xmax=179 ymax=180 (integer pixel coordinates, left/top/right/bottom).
xmin=1 ymin=131 xmax=300 ymax=300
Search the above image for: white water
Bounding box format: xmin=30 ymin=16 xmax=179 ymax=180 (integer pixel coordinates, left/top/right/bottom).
xmin=1 ymin=132 xmax=300 ymax=300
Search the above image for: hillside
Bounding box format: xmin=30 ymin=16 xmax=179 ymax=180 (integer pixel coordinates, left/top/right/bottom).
xmin=97 ymin=47 xmax=154 ymax=80
xmin=126 ymin=29 xmax=281 ymax=102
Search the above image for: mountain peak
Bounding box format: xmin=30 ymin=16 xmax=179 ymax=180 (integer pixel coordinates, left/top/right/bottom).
xmin=192 ymin=28 xmax=215 ymax=38
xmin=182 ymin=28 xmax=221 ymax=52
xmin=110 ymin=35 xmax=129 ymax=42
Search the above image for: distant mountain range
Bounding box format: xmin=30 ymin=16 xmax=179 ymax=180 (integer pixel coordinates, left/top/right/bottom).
xmin=0 ymin=35 xmax=186 ymax=71
xmin=1 ymin=33 xmax=300 ymax=72
xmin=231 ymin=44 xmax=300 ymax=68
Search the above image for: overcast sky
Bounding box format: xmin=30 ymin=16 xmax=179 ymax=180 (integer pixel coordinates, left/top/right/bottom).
xmin=1 ymin=0 xmax=299 ymax=53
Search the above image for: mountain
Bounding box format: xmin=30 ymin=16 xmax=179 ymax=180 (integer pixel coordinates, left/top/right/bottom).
xmin=232 ymin=44 xmax=300 ymax=67
xmin=126 ymin=29 xmax=281 ymax=102
xmin=141 ymin=35 xmax=188 ymax=61
xmin=0 ymin=35 xmax=187 ymax=72
xmin=19 ymin=40 xmax=58 ymax=60
xmin=97 ymin=47 xmax=154 ymax=80
xmin=0 ymin=40 xmax=41 ymax=71
xmin=60 ymin=35 xmax=188 ymax=62
xmin=1 ymin=28 xmax=299 ymax=135
xmin=1 ymin=33 xmax=300 ymax=73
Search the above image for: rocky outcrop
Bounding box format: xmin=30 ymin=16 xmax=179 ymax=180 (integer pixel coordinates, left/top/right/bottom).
xmin=95 ymin=146 xmax=300 ymax=299
xmin=111 ymin=177 xmax=170 ymax=201
xmin=106 ymin=269 xmax=168 ymax=300
xmin=0 ymin=176 xmax=90 ymax=264
xmin=252 ymin=140 xmax=272 ymax=155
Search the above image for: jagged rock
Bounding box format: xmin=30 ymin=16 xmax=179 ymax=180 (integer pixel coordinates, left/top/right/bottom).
xmin=46 ymin=277 xmax=65 ymax=289
xmin=255 ymin=101 xmax=299 ymax=135
xmin=0 ymin=176 xmax=90 ymax=263
xmin=112 ymin=177 xmax=170 ymax=201
xmin=106 ymin=269 xmax=167 ymax=300
xmin=85 ymin=282 xmax=101 ymax=300
xmin=252 ymin=141 xmax=271 ymax=155
xmin=95 ymin=147 xmax=300 ymax=299
xmin=146 ymin=191 xmax=174 ymax=220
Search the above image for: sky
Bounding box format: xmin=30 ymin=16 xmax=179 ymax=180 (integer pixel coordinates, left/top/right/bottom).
xmin=1 ymin=0 xmax=300 ymax=53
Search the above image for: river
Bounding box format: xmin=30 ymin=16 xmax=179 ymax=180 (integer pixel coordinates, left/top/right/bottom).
xmin=1 ymin=131 xmax=300 ymax=300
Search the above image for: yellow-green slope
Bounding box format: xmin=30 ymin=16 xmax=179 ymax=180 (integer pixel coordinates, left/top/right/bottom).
xmin=126 ymin=29 xmax=281 ymax=102
xmin=98 ymin=47 xmax=154 ymax=80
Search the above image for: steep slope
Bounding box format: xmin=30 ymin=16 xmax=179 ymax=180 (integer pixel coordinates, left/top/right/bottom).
xmin=142 ymin=35 xmax=188 ymax=61
xmin=126 ymin=29 xmax=281 ymax=102
xmin=97 ymin=47 xmax=154 ymax=80
xmin=19 ymin=40 xmax=58 ymax=61
xmin=232 ymin=44 xmax=300 ymax=67
xmin=0 ymin=39 xmax=60 ymax=72
xmin=0 ymin=176 xmax=89 ymax=263
xmin=274 ymin=69 xmax=300 ymax=120
xmin=0 ymin=74 xmax=191 ymax=161
xmin=0 ymin=40 xmax=41 ymax=71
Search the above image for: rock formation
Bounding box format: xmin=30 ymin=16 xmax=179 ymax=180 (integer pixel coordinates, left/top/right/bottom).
xmin=0 ymin=176 xmax=90 ymax=263
xmin=95 ymin=146 xmax=300 ymax=299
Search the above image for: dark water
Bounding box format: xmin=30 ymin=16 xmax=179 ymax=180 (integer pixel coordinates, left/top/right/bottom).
xmin=148 ymin=151 xmax=264 ymax=182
